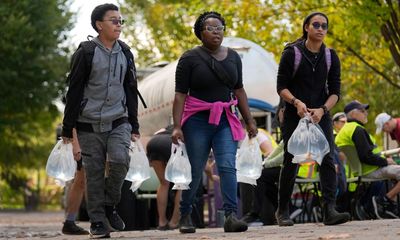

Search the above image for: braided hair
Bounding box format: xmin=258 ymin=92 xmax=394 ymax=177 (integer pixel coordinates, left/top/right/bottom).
xmin=193 ymin=11 xmax=226 ymax=40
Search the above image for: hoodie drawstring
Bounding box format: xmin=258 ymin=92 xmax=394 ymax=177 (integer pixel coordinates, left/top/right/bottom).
xmin=113 ymin=54 xmax=117 ymax=78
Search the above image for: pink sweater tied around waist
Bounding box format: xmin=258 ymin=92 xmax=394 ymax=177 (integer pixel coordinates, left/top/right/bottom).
xmin=181 ymin=95 xmax=245 ymax=141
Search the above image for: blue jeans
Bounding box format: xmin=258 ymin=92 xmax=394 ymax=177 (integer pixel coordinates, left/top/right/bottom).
xmin=181 ymin=112 xmax=238 ymax=216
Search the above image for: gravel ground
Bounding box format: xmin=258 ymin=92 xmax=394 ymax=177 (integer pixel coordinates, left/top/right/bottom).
xmin=1 ymin=211 xmax=400 ymax=239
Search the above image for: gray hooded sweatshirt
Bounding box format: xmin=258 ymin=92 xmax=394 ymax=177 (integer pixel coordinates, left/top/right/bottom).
xmin=77 ymin=37 xmax=128 ymax=132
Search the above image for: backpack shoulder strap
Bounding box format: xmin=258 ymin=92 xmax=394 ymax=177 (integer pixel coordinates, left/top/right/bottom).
xmin=78 ymin=41 xmax=96 ymax=63
xmin=292 ymin=46 xmax=331 ymax=78
xmin=325 ymin=47 xmax=331 ymax=73
xmin=118 ymin=40 xmax=147 ymax=108
xmin=292 ymin=45 xmax=302 ymax=78
xmin=117 ymin=40 xmax=132 ymax=57
xmin=75 ymin=41 xmax=96 ymax=85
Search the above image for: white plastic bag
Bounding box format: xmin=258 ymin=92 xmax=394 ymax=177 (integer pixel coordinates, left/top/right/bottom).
xmin=46 ymin=140 xmax=76 ymax=184
xmin=237 ymin=174 xmax=258 ymax=185
xmin=165 ymin=141 xmax=192 ymax=190
xmin=126 ymin=140 xmax=151 ymax=184
xmin=129 ymin=179 xmax=145 ymax=193
xmin=236 ymin=135 xmax=263 ymax=185
xmin=288 ymin=115 xmax=329 ymax=165
xmin=288 ymin=116 xmax=311 ymax=163
xmin=308 ymin=123 xmax=329 ymax=165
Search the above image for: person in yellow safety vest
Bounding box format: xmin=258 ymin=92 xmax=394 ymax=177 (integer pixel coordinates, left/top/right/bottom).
xmin=335 ymin=100 xmax=400 ymax=219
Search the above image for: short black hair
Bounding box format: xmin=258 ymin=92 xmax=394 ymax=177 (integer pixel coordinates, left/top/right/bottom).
xmin=91 ymin=3 xmax=119 ymax=32
xmin=193 ymin=11 xmax=225 ymax=40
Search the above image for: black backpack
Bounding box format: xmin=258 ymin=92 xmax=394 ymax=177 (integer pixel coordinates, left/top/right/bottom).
xmin=70 ymin=39 xmax=147 ymax=108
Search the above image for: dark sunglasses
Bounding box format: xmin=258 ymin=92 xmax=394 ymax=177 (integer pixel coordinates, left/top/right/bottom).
xmin=203 ymin=25 xmax=225 ymax=32
xmin=311 ymin=22 xmax=328 ymax=30
xmin=104 ymin=19 xmax=125 ymax=26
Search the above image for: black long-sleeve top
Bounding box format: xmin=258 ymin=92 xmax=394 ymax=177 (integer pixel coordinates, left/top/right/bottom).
xmin=349 ymin=120 xmax=388 ymax=167
xmin=277 ymin=40 xmax=341 ymax=111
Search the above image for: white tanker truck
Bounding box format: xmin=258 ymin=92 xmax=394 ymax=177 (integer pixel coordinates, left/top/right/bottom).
xmin=137 ymin=37 xmax=280 ymax=137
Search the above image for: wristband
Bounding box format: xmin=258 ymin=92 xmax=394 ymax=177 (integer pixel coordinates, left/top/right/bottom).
xmin=321 ymin=105 xmax=328 ymax=114
xmin=290 ymin=97 xmax=297 ymax=105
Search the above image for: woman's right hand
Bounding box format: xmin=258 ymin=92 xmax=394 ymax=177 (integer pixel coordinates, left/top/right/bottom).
xmin=295 ymin=100 xmax=308 ymax=118
xmin=171 ymin=127 xmax=184 ymax=144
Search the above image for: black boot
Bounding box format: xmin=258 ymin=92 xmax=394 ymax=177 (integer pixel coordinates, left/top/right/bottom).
xmin=275 ymin=208 xmax=294 ymax=227
xmin=323 ymin=204 xmax=350 ymax=225
xmin=224 ymin=213 xmax=248 ymax=232
xmin=179 ymin=214 xmax=195 ymax=233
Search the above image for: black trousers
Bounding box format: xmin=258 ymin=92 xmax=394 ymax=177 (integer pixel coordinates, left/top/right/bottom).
xmin=240 ymin=167 xmax=281 ymax=225
xmin=256 ymin=167 xmax=281 ymax=224
xmin=278 ymin=111 xmax=337 ymax=211
xmin=254 ymin=167 xmax=280 ymax=213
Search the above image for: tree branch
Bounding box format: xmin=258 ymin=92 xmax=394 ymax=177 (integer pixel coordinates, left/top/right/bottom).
xmin=332 ymin=36 xmax=400 ymax=89
xmin=382 ymin=23 xmax=400 ymax=66
xmin=387 ymin=0 xmax=400 ymax=35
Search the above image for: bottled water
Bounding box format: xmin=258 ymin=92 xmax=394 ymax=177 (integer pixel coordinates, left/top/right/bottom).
xmin=46 ymin=141 xmax=76 ymax=182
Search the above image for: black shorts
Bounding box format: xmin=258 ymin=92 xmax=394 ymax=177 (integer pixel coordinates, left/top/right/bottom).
xmin=146 ymin=134 xmax=172 ymax=162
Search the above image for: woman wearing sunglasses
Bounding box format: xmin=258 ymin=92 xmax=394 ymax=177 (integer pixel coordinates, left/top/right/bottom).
xmin=172 ymin=11 xmax=257 ymax=234
xmin=275 ymin=12 xmax=350 ymax=226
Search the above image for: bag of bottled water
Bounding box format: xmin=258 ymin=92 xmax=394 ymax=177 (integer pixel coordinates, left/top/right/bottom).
xmin=289 ymin=115 xmax=329 ymax=165
xmin=288 ymin=116 xmax=311 ymax=163
xmin=165 ymin=141 xmax=192 ymax=190
xmin=308 ymin=122 xmax=329 ymax=165
xmin=126 ymin=140 xmax=151 ymax=184
xmin=46 ymin=140 xmax=76 ymax=185
xmin=236 ymin=135 xmax=263 ymax=185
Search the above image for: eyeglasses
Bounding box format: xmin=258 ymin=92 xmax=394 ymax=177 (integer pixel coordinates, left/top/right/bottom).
xmin=311 ymin=22 xmax=328 ymax=30
xmin=203 ymin=25 xmax=225 ymax=32
xmin=103 ymin=19 xmax=125 ymax=26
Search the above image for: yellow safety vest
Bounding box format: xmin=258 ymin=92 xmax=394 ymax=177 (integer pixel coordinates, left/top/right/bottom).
xmin=335 ymin=121 xmax=380 ymax=176
xmin=297 ymin=162 xmax=318 ymax=179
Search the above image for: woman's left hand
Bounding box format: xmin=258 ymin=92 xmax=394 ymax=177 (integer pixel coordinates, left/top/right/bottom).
xmin=308 ymin=107 xmax=325 ymax=124
xmin=246 ymin=120 xmax=258 ymax=138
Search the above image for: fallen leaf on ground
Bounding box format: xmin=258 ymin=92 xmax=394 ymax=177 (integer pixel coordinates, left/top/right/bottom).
xmin=318 ymin=233 xmax=351 ymax=239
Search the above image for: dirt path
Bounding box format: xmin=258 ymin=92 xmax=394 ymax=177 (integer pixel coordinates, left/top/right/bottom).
xmin=1 ymin=211 xmax=400 ymax=239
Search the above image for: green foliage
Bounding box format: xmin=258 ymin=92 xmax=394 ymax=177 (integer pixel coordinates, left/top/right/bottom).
xmin=0 ymin=0 xmax=72 ymax=170
xmin=0 ymin=167 xmax=63 ymax=210
xmin=122 ymin=0 xmax=400 ymax=134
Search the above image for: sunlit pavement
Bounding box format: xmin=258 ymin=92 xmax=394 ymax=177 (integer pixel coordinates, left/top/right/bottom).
xmin=1 ymin=211 xmax=400 ymax=239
